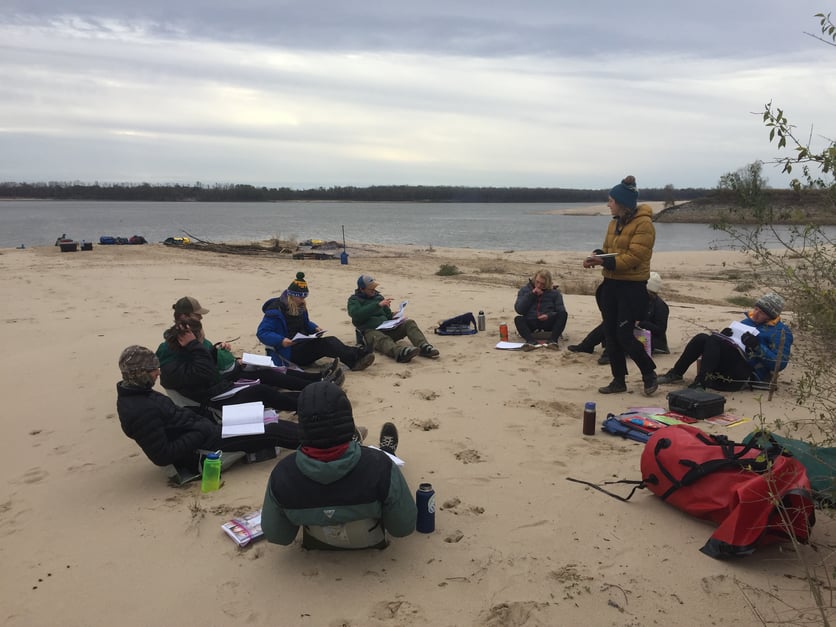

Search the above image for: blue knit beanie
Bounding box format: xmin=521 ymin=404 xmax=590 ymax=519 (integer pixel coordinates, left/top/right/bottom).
xmin=609 ymin=176 xmax=639 ymax=210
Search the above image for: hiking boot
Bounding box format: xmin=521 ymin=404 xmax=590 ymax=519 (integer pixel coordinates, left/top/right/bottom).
xmin=396 ymin=346 xmax=419 ymax=363
xmin=379 ymin=422 xmax=399 ymax=455
xmin=521 ymin=342 xmax=539 ymax=352
xmin=325 ymin=365 xmax=346 ymax=387
xmin=419 ymin=343 xmax=440 ymax=358
xmin=643 ymin=373 xmax=659 ymax=397
xmin=352 ymin=426 xmax=368 ymax=444
xmin=567 ymin=344 xmax=593 ymax=354
xmin=546 ymin=341 xmax=560 ymax=351
xmin=657 ymin=369 xmax=683 ymax=385
xmin=598 ymin=379 xmax=627 ymax=394
xmin=320 ymin=358 xmax=340 ymax=379
xmin=351 ymin=352 xmax=375 ymax=371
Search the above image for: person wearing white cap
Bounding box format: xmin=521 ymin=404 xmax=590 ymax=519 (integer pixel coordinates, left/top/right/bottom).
xmin=657 ymin=291 xmax=793 ymax=390
xmin=347 ymin=274 xmax=440 ymax=363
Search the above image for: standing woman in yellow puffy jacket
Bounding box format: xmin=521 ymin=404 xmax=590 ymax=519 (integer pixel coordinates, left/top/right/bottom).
xmin=583 ymin=175 xmax=658 ymax=396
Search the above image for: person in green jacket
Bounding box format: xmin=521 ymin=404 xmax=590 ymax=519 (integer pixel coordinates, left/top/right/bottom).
xmin=347 ymin=274 xmax=440 ymax=363
xmin=261 ymin=381 xmax=416 ymax=550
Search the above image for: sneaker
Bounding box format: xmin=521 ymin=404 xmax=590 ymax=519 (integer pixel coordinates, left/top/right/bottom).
xmin=657 ymin=370 xmax=683 ymax=385
xmin=598 ymin=379 xmax=627 ymax=394
xmin=567 ymin=344 xmax=593 ymax=354
xmin=396 ymin=346 xmax=419 ymax=363
xmin=643 ymin=373 xmax=658 ymax=397
xmin=521 ymin=342 xmax=539 ymax=352
xmin=597 ymin=354 xmax=610 ymax=365
xmin=688 ymin=381 xmax=705 ymax=391
xmin=325 ymin=365 xmax=346 ymax=387
xmin=546 ymin=341 xmax=560 ymax=351
xmin=379 ymin=422 xmax=399 ymax=455
xmin=351 ymin=352 xmax=375 ymax=371
xmin=419 ymin=343 xmax=440 ymax=358
xmin=352 ymin=426 xmax=368 ymax=444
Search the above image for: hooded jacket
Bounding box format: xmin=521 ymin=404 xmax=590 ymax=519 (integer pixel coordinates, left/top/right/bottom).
xmin=739 ymin=312 xmax=793 ymax=382
xmin=257 ymin=291 xmax=319 ymax=365
xmin=347 ymin=289 xmax=393 ymax=331
xmin=600 ymin=204 xmax=655 ymax=282
xmin=261 ymin=443 xmax=416 ymax=550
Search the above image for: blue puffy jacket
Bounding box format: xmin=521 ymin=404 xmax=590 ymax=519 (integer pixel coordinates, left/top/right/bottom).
xmin=256 ymin=292 xmax=319 ymax=365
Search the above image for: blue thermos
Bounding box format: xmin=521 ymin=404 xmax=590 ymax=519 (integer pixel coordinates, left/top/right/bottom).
xmin=416 ymin=483 xmax=436 ymax=533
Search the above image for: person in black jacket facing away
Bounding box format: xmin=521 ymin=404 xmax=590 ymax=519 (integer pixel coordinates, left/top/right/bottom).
xmin=568 ymin=271 xmax=670 ymax=363
xmin=116 ymin=345 xmax=302 ymax=472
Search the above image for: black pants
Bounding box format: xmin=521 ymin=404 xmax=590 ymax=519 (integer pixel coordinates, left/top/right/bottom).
xmin=514 ymin=311 xmax=568 ymax=343
xmin=578 ymin=323 xmax=606 ymax=351
xmin=600 ymin=278 xmax=656 ymax=381
xmin=235 ymin=363 xmax=321 ymax=391
xmin=210 ymin=384 xmax=300 ymax=412
xmin=672 ymin=333 xmax=751 ymax=391
xmin=177 ymin=421 xmax=302 ymax=472
xmin=290 ymin=337 xmax=364 ymax=368
xmin=209 ymin=421 xmax=301 ymax=452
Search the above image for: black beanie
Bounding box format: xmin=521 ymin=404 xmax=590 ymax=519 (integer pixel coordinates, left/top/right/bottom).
xmin=297 ymin=381 xmax=356 ymax=448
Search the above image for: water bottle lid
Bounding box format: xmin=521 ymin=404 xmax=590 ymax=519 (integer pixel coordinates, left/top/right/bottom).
xmin=207 ymin=451 xmax=221 ymax=460
xmin=584 ymin=401 xmax=596 ymax=411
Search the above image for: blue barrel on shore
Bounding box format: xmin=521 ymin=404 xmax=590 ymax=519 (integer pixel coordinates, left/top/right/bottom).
xmin=340 ymin=250 xmax=349 ymax=265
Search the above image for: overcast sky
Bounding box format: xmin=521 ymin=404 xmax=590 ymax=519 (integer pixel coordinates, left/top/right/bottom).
xmin=1 ymin=1 xmax=833 ymax=189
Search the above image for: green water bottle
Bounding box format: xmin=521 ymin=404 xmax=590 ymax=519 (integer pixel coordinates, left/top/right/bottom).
xmin=201 ymin=451 xmax=222 ymax=493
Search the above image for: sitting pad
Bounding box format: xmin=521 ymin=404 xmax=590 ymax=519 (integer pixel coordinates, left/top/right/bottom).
xmin=165 ymin=450 xmax=247 ymax=486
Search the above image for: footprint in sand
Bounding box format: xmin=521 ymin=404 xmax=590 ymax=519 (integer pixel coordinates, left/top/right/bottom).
xmin=482 ymin=601 xmax=549 ymax=627
xmin=411 ymin=417 xmax=439 ymax=431
xmin=441 ymin=497 xmax=485 ymax=516
xmin=454 ymin=449 xmax=482 ymax=464
xmin=21 ymin=467 xmax=48 ymax=484
xmin=444 ymin=530 xmax=464 ymax=543
xmin=414 ymin=389 xmax=439 ymax=401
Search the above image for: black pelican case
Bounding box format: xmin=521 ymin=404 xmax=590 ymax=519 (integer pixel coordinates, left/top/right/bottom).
xmin=667 ymin=388 xmax=726 ymax=420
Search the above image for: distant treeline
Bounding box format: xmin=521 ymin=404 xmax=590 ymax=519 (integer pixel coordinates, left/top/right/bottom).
xmin=0 ymin=182 xmax=709 ymax=203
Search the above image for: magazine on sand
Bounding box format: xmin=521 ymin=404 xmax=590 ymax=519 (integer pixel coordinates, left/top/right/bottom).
xmin=221 ymin=510 xmax=264 ymax=547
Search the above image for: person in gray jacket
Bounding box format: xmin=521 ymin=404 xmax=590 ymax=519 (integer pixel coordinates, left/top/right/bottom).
xmin=262 ymin=381 xmax=416 ymax=550
xmin=513 ymin=269 xmax=568 ymax=350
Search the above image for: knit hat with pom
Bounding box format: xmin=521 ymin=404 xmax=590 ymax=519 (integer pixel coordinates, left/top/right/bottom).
xmin=287 ymin=271 xmax=309 ymax=297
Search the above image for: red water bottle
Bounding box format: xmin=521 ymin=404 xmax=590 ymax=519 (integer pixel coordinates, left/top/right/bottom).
xmin=499 ymin=322 xmax=509 ymax=342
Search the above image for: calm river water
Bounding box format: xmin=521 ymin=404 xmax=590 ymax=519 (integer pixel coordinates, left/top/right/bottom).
xmin=0 ymin=199 xmax=804 ymax=251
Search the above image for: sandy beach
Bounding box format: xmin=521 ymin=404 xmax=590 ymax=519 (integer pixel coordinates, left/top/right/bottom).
xmin=1 ymin=242 xmax=829 ymax=627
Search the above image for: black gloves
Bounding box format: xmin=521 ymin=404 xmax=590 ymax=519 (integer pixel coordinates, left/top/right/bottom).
xmin=720 ymin=327 xmax=733 ymax=337
xmin=741 ymin=332 xmax=759 ymax=350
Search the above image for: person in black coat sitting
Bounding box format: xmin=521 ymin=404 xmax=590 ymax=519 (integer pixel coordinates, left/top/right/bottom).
xmin=116 ymin=345 xmax=302 ymax=472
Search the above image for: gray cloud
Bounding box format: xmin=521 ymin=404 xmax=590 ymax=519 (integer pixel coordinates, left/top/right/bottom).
xmin=1 ymin=1 xmax=832 ymax=188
